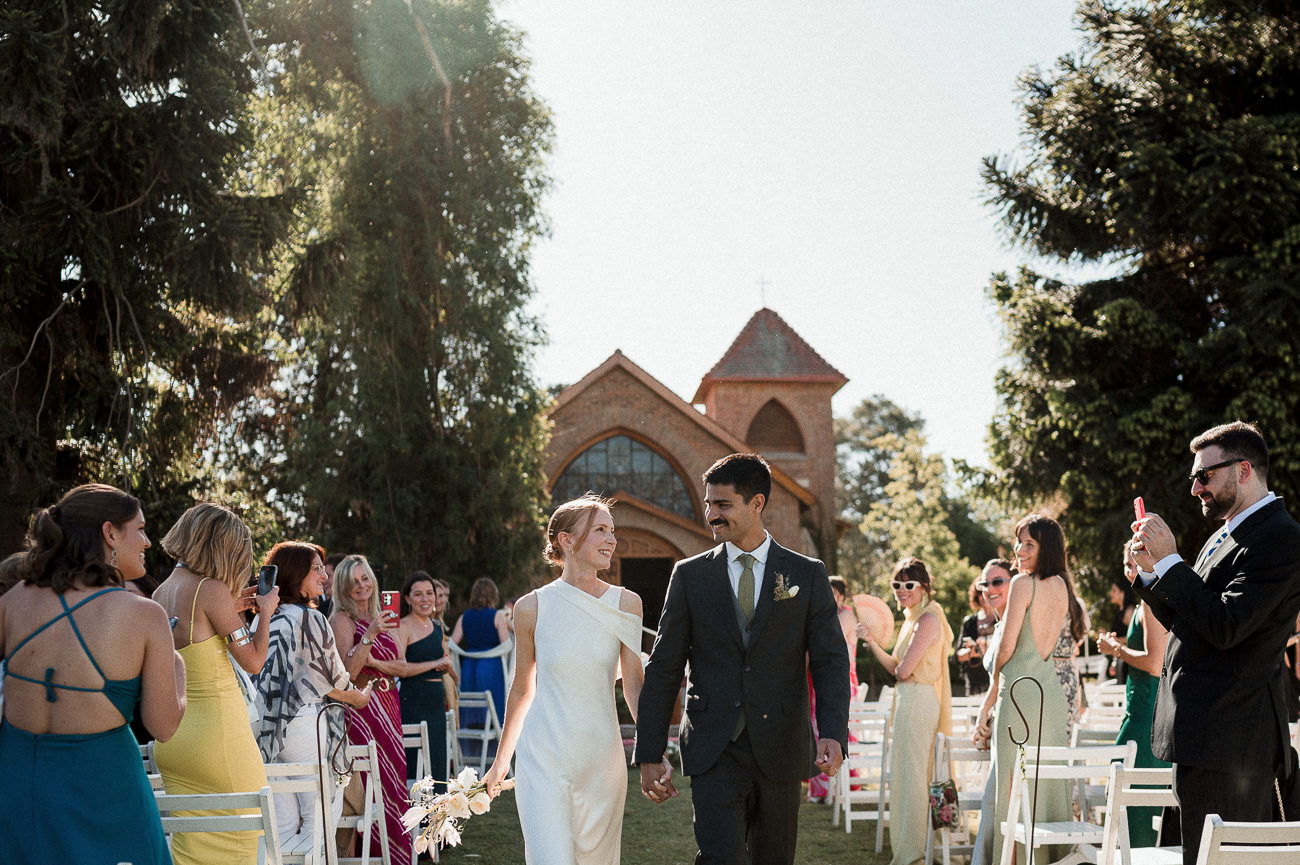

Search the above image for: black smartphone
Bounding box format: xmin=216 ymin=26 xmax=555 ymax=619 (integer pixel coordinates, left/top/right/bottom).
xmin=257 ymin=564 xmax=278 ymax=596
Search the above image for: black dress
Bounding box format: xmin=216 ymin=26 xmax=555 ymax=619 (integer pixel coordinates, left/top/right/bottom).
xmin=959 ymin=612 xmax=992 ymax=695
xmin=400 ymin=621 xmax=448 ymax=783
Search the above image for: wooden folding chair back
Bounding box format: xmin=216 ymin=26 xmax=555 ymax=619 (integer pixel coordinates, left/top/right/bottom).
xmin=1098 ymin=763 xmax=1180 ymax=865
xmin=1194 ymin=814 xmax=1300 ymax=865
xmin=335 ymin=740 xmax=391 ymax=865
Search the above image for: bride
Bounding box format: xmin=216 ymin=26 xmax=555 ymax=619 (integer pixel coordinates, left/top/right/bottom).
xmin=483 ymin=495 xmax=645 ymax=864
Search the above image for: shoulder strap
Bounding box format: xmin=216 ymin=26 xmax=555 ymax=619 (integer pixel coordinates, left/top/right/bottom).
xmin=188 ymin=577 xmax=211 ymax=642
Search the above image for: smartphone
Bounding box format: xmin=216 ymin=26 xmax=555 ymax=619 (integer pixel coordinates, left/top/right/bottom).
xmin=1133 ymin=496 xmax=1146 ymax=522
xmin=257 ymin=564 xmax=278 ymax=596
xmin=380 ymin=590 xmax=400 ymax=621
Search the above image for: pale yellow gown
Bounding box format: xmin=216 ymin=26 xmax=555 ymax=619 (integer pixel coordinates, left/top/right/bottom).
xmin=154 ymin=578 xmax=268 ymax=865
xmin=888 ymin=599 xmax=954 ymax=865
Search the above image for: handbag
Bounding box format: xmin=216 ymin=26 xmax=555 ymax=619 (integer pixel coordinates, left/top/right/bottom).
xmin=929 ymin=778 xmax=959 ymax=829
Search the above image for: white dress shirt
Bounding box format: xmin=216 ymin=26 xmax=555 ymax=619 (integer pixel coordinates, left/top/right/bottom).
xmin=726 ymin=532 xmax=772 ymax=613
xmin=1141 ymin=491 xmax=1278 ymax=583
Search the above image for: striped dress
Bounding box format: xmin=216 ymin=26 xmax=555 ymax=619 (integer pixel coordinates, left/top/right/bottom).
xmin=348 ymin=621 xmax=411 ymax=865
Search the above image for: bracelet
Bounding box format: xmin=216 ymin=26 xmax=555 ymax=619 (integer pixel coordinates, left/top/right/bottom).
xmin=226 ymin=626 xmax=252 ymax=647
xmin=361 ymin=636 xmax=373 ymax=646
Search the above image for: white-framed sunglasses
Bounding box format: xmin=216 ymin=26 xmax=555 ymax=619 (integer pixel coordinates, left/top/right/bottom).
xmin=891 ymin=580 xmax=923 ymax=592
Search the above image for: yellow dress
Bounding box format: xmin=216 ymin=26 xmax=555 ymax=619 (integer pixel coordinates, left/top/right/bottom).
xmin=154 ymin=579 xmax=268 ymax=865
xmin=888 ymin=600 xmax=954 ymax=865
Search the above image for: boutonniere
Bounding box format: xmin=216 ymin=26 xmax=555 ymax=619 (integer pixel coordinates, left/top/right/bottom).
xmin=773 ymin=574 xmax=800 ymax=601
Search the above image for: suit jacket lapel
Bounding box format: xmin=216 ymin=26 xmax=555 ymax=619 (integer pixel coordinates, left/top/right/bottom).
xmin=705 ymin=546 xmax=744 ymax=648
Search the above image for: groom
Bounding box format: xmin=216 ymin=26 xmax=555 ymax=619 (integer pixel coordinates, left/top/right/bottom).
xmin=635 ymin=453 xmax=850 ymax=865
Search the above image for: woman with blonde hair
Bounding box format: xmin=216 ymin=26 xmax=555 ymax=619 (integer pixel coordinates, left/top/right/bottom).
xmin=0 ymin=484 xmax=185 ymax=865
xmin=330 ymin=554 xmax=412 ymax=865
xmin=483 ymin=494 xmax=644 ymax=863
xmin=860 ymin=557 xmax=954 ymax=865
xmin=152 ymin=502 xmax=281 ymax=864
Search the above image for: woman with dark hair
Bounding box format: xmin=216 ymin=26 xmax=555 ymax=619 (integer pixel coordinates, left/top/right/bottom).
xmin=251 ymin=541 xmax=371 ymax=849
xmin=956 ymin=578 xmax=994 ymax=697
xmin=1105 ymin=578 xmax=1137 ymax=682
xmin=860 ymin=557 xmax=953 ymax=865
xmin=0 ymin=484 xmax=186 ymax=865
xmin=482 ymin=494 xmax=643 ymax=863
xmin=398 ymin=570 xmax=457 ymax=784
xmin=980 ymin=514 xmax=1082 ymax=863
xmin=1097 ymin=541 xmax=1170 ymax=847
xmin=152 ymin=503 xmax=280 ymax=865
xmin=451 ymin=576 xmax=511 ymax=744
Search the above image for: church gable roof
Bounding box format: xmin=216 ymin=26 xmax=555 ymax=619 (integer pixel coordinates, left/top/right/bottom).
xmin=693 ymin=308 xmax=846 ymax=402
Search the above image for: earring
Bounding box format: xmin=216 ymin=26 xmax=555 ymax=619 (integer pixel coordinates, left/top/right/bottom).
xmin=109 ymin=549 xmax=118 ymax=569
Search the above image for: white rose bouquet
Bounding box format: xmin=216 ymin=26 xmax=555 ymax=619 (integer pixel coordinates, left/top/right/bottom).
xmin=403 ymin=766 xmax=514 ymax=853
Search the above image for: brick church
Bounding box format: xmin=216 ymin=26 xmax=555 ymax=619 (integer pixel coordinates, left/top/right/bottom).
xmin=543 ymin=308 xmax=846 ymax=638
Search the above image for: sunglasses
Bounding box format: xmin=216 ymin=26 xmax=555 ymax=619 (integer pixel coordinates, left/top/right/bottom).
xmin=976 ymin=577 xmax=1009 ymax=590
xmin=1189 ymin=458 xmax=1243 ymax=486
xmin=891 ymin=580 xmax=923 ymax=592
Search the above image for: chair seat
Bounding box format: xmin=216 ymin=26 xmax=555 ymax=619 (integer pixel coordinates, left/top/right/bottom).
xmin=1012 ymin=819 xmax=1103 ymax=843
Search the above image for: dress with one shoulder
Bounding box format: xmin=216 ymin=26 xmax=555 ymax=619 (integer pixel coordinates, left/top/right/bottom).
xmin=1113 ymin=604 xmax=1170 ymax=847
xmin=154 ymin=577 xmax=268 ymax=865
xmin=515 ymin=580 xmax=641 ymax=865
xmin=0 ymin=588 xmax=172 ymax=865
xmin=992 ymin=578 xmax=1073 ymax=865
xmin=347 ymin=619 xmax=411 ymax=865
xmin=400 ymin=620 xmax=448 ymax=783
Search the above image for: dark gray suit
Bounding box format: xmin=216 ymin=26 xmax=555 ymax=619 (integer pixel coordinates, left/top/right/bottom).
xmin=1134 ymin=498 xmax=1300 ymax=863
xmin=635 ymin=539 xmax=849 ymax=864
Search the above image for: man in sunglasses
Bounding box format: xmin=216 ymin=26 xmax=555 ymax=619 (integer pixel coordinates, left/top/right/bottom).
xmin=1129 ymin=421 xmax=1300 ymax=864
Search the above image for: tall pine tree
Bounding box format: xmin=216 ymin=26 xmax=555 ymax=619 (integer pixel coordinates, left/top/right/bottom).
xmin=0 ymin=0 xmax=292 ymax=550
xmin=984 ymin=0 xmax=1300 ymax=578
xmin=238 ymin=0 xmax=553 ymax=591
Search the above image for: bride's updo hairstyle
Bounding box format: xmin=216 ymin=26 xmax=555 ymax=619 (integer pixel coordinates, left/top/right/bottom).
xmin=544 ymin=493 xmax=615 ymax=566
xmin=161 ymin=502 xmax=254 ymax=597
xmin=0 ymin=483 xmax=141 ymax=594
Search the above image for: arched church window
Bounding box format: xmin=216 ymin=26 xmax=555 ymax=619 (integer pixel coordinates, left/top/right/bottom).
xmin=745 ymin=399 xmax=805 ymax=454
xmin=552 ymin=435 xmax=696 ymax=519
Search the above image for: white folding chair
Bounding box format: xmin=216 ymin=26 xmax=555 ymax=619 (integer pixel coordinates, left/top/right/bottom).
xmin=401 ymin=721 xmax=433 ymax=789
xmin=1001 ymin=741 xmax=1138 ymax=865
xmin=455 ymin=691 xmax=502 ymax=774
xmin=833 ymin=705 xmax=891 ymax=843
xmin=336 ymin=740 xmax=391 ymax=865
xmin=263 ymin=760 xmax=336 ymax=865
xmin=1195 ymin=814 xmax=1300 ymax=865
xmin=445 ymin=709 xmax=461 ymax=778
xmin=155 ymin=786 xmax=282 ymax=865
xmin=1098 ymin=763 xmax=1180 ymax=865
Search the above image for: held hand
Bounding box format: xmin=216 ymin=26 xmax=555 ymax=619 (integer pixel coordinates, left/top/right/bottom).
xmin=235 ymin=585 xmax=258 ymax=613
xmin=814 ymin=738 xmax=844 ymax=777
xmin=1097 ymin=631 xmax=1119 ymax=657
xmin=380 ymin=610 xmax=400 ymax=630
xmin=483 ymin=761 xmax=509 ymax=799
xmin=639 ymin=758 xmax=677 ymax=803
xmin=255 ymin=586 xmax=280 ymax=619
xmin=1131 ymin=514 xmax=1177 ymax=571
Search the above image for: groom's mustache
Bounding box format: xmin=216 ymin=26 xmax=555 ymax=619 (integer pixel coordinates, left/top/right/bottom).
xmin=709 ymin=519 xmax=728 ymax=529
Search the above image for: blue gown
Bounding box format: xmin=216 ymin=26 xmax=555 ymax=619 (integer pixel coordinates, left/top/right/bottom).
xmin=0 ymin=588 xmax=171 ymax=865
xmin=458 ymin=607 xmax=506 ymax=757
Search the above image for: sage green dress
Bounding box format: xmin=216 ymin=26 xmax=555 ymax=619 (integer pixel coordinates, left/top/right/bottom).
xmin=1113 ymin=604 xmax=1169 ymax=847
xmin=992 ymin=578 xmax=1073 ymax=864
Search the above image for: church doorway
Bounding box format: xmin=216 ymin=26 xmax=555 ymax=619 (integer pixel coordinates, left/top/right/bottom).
xmin=619 ymin=557 xmax=675 ymax=653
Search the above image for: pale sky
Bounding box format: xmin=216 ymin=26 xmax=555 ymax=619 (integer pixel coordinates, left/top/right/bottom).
xmin=501 ymin=1 xmax=1086 ymax=467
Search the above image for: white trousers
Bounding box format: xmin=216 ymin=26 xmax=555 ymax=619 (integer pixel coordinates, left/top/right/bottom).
xmin=274 ymin=705 xmax=345 ymax=861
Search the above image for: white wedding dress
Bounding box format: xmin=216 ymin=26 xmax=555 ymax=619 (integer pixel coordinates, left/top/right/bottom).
xmin=515 ymin=579 xmax=642 ymax=865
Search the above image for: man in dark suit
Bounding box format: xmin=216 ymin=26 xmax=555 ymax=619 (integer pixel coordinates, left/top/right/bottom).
xmin=634 ymin=453 xmax=850 ymax=865
xmin=1130 ymin=421 xmax=1300 ymax=864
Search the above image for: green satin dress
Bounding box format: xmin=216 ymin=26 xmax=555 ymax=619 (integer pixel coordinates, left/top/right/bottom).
xmin=1114 ymin=604 xmax=1170 ymax=847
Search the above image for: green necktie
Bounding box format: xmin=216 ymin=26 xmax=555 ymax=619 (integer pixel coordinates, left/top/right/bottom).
xmin=738 ymin=553 xmax=756 ymax=621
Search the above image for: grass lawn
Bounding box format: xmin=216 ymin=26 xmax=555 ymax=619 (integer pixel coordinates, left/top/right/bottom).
xmin=434 ymin=769 xmax=892 ymax=865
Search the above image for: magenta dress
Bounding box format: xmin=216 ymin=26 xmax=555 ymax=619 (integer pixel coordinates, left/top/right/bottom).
xmin=348 ymin=620 xmax=411 ymax=865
